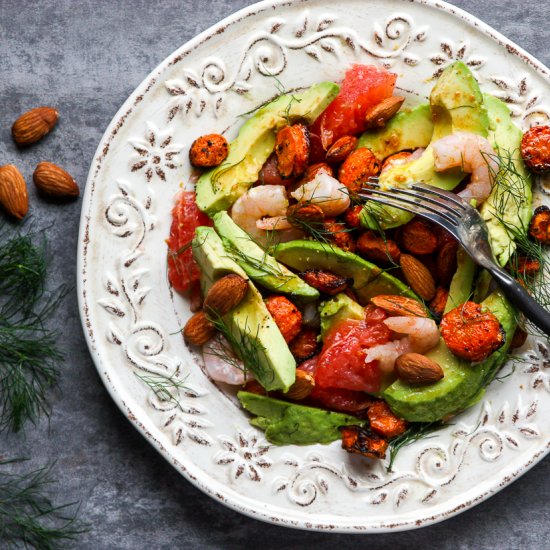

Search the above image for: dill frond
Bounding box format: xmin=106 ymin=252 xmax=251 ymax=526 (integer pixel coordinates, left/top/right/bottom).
xmin=0 ymin=225 xmax=66 ymax=433
xmin=386 ymin=421 xmax=446 ymax=472
xmin=207 ymin=313 xmax=272 ymax=384
xmin=135 ymin=370 xmax=190 ymax=409
xmin=0 ymin=458 xmax=88 ymax=549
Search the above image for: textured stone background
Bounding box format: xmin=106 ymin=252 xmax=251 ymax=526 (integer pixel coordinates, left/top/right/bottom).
xmin=2 ymin=0 xmax=550 ymax=548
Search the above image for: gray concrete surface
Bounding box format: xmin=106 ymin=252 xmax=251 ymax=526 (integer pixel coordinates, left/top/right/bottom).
xmin=2 ymin=0 xmax=550 ymax=548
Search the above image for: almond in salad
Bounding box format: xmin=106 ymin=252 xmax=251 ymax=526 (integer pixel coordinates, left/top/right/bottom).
xmin=203 ymin=273 xmax=248 ymax=317
xmin=395 ymin=353 xmax=444 ymax=385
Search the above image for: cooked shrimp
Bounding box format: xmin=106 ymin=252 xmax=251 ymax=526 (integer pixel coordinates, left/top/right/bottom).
xmin=432 ymin=132 xmax=499 ymax=203
xmin=364 ymin=316 xmax=439 ymax=372
xmin=291 ymin=172 xmax=350 ymax=217
xmin=203 ymin=334 xmax=250 ymax=385
xmin=231 ymin=185 xmax=301 ymax=242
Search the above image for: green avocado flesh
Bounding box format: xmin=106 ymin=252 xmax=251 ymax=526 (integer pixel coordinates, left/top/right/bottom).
xmin=362 ymin=61 xmax=489 ymax=230
xmin=273 ymin=239 xmax=417 ymax=304
xmin=319 ymin=293 xmax=364 ymax=339
xmin=238 ymin=391 xmax=362 ymax=445
xmin=192 ymin=227 xmax=296 ymax=392
xmin=357 ymin=104 xmax=434 ymax=160
xmin=384 ymin=290 xmax=517 ymax=422
xmin=212 ymin=211 xmax=319 ymax=301
xmin=480 ymin=94 xmax=533 ymax=267
xmin=195 ymin=82 xmax=339 ymax=215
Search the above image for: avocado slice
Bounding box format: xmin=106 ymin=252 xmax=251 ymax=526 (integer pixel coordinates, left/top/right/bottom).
xmin=383 ymin=290 xmax=517 ymax=422
xmin=238 ymin=391 xmax=362 ymax=445
xmin=357 ymin=104 xmax=434 ymax=160
xmin=444 ymin=248 xmax=477 ymax=314
xmin=319 ymin=292 xmax=365 ymax=338
xmin=212 ymin=211 xmax=319 ymax=301
xmin=480 ymin=94 xmax=533 ymax=267
xmin=273 ymin=239 xmax=417 ymax=304
xmin=362 ymin=61 xmax=489 ymax=230
xmin=195 ymin=82 xmax=340 ymax=215
xmin=192 ymin=226 xmax=296 ymax=392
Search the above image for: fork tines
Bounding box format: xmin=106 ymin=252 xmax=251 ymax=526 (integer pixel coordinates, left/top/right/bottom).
xmin=359 ymin=178 xmax=468 ymax=228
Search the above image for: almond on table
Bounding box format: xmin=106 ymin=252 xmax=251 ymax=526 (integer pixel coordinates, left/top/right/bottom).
xmin=33 ymin=162 xmax=79 ymax=199
xmin=12 ymin=106 xmax=58 ymax=146
xmin=0 ymin=164 xmax=29 ymax=220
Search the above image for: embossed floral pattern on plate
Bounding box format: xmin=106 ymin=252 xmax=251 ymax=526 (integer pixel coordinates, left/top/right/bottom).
xmin=78 ymin=0 xmax=550 ymax=532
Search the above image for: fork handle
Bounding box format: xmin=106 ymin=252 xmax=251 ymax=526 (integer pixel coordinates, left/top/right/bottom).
xmin=487 ymin=265 xmax=550 ymax=336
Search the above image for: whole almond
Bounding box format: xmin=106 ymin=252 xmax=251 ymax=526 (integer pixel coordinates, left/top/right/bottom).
xmin=203 ymin=273 xmax=248 ymax=317
xmin=285 ymin=370 xmax=315 ymax=400
xmin=183 ymin=311 xmax=216 ymax=346
xmin=400 ymin=254 xmax=436 ymax=301
xmin=395 ymin=352 xmax=444 ymax=385
xmin=12 ymin=107 xmax=58 ymax=146
xmin=33 ymin=162 xmax=79 ymax=199
xmin=364 ymin=96 xmax=405 ymax=129
xmin=0 ymin=165 xmax=29 ymax=220
xmin=325 ymin=135 xmax=358 ymax=163
xmin=370 ymin=295 xmax=429 ymax=317
xmin=287 ymin=202 xmax=325 ymax=228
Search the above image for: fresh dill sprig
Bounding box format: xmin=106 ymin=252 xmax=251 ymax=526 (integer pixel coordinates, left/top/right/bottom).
xmin=0 ymin=225 xmax=66 ymax=433
xmin=386 ymin=421 xmax=446 ymax=472
xmin=484 ymin=149 xmax=550 ymax=338
xmin=0 ymin=457 xmax=88 ymax=549
xmin=135 ymin=370 xmax=190 ymax=409
xmin=207 ymin=313 xmax=272 ymax=384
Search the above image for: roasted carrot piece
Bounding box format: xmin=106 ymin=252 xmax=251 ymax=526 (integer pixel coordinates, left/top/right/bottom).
xmin=338 ymin=147 xmax=380 ymax=192
xmin=275 ymin=124 xmax=310 ymax=178
xmin=356 ymin=230 xmax=400 ymax=265
xmin=521 ymin=125 xmax=550 ymax=173
xmin=514 ymin=256 xmax=541 ymax=276
xmin=440 ymin=301 xmax=505 ymax=362
xmin=529 ymin=206 xmax=550 ymax=245
xmin=344 ymin=205 xmax=363 ymax=228
xmin=323 ymin=219 xmax=356 ymax=252
xmin=289 ymin=327 xmax=319 ymax=362
xmin=429 ymin=287 xmax=449 ymax=319
xmin=299 ymin=269 xmax=352 ymax=295
xmin=189 ymin=133 xmax=229 ymax=167
xmin=339 ymin=425 xmax=388 ymax=459
xmin=265 ymin=295 xmax=302 ymax=343
xmin=367 ymin=401 xmax=408 ymax=439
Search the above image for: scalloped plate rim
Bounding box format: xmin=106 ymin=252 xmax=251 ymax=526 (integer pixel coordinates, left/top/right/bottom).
xmin=77 ymin=0 xmax=550 ymax=533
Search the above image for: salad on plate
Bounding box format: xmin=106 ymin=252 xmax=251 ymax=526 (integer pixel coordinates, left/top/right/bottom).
xmin=166 ymin=61 xmax=549 ymax=465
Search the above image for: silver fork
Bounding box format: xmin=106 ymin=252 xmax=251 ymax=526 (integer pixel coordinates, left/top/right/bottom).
xmin=359 ymin=179 xmax=550 ymax=335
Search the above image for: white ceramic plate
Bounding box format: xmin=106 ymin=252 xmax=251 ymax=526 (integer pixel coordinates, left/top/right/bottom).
xmin=78 ymin=0 xmax=550 ymax=532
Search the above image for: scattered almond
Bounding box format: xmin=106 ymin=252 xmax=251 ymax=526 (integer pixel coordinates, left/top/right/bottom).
xmin=325 ymin=135 xmax=358 ymax=163
xmin=395 ymin=353 xmax=444 ymax=385
xmin=285 ymin=369 xmax=315 ymax=400
xmin=183 ymin=311 xmax=216 ymax=346
xmin=203 ymin=273 xmax=248 ymax=317
xmin=33 ymin=162 xmax=79 ymax=199
xmin=370 ymin=295 xmax=428 ymax=317
xmin=0 ymin=164 xmax=29 ymax=220
xmin=12 ymin=106 xmax=58 ymax=146
xmin=364 ymin=96 xmax=405 ymax=129
xmin=400 ymin=254 xmax=436 ymax=301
